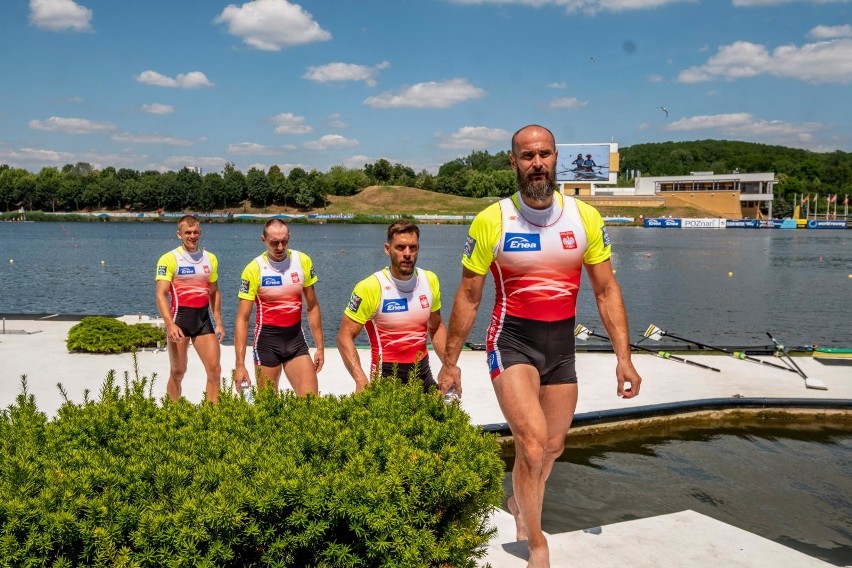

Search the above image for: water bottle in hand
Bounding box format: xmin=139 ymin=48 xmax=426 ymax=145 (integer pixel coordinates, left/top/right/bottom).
xmin=241 ymin=379 xmax=254 ymax=403
xmin=443 ymin=387 xmax=460 ymax=404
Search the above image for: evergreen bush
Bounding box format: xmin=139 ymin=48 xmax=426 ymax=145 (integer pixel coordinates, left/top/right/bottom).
xmin=0 ymin=371 xmax=503 ymax=566
xmin=66 ymin=317 xmax=166 ymax=354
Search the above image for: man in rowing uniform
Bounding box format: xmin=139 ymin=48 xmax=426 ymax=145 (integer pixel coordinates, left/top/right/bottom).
xmin=155 ymin=214 xmax=224 ymax=403
xmin=234 ymin=219 xmax=324 ymax=395
xmin=337 ymin=220 xmax=447 ymax=393
xmin=438 ymin=125 xmax=642 ymax=568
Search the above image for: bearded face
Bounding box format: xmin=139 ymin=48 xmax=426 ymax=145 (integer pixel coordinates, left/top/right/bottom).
xmin=517 ymin=167 xmax=557 ymax=202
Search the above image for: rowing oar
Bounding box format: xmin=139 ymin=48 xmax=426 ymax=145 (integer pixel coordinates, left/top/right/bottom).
xmin=643 ymin=324 xmax=797 ymax=374
xmin=575 ymin=324 xmax=721 ymax=373
xmin=766 ymin=332 xmax=827 ymax=390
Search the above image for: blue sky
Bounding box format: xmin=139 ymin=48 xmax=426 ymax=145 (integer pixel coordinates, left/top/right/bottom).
xmin=2 ymin=0 xmax=851 ymax=175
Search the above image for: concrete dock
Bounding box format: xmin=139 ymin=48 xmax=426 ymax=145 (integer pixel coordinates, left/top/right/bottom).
xmin=1 ymin=315 xmax=850 ymax=567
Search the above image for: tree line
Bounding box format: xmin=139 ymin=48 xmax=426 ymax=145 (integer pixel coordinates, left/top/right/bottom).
xmin=1 ymin=141 xmax=850 ymax=214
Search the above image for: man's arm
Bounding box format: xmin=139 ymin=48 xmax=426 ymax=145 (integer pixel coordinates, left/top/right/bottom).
xmin=336 ymin=315 xmax=370 ymax=392
xmin=155 ymin=280 xmax=183 ymax=343
xmin=234 ymin=299 xmax=254 ymax=386
xmin=427 ymin=310 xmax=447 ymax=366
xmin=303 ymin=285 xmax=324 ymax=373
xmin=437 ymin=267 xmax=486 ymax=395
xmin=209 ymin=281 xmax=225 ymax=342
xmin=585 ymin=259 xmax=641 ymax=398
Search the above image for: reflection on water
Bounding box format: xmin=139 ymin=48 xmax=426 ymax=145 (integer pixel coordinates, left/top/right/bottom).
xmin=503 ymin=423 xmax=852 ymax=566
xmin=0 ymin=222 xmax=849 ymax=347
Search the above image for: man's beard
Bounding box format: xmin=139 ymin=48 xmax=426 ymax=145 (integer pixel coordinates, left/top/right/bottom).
xmin=518 ymin=172 xmax=556 ymax=202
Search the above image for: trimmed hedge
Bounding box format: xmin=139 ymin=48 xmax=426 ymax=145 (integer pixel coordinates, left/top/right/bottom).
xmin=66 ymin=317 xmax=166 ymax=354
xmin=0 ymin=370 xmax=503 ymax=567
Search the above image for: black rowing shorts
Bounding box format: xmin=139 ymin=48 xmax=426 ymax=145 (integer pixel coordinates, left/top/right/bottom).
xmin=174 ymin=306 xmax=214 ymax=338
xmin=487 ymin=315 xmax=578 ymax=385
xmin=253 ymin=323 xmax=310 ymax=367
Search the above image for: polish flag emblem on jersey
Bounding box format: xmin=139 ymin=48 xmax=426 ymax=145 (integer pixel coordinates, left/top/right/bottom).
xmin=203 ymin=265 xmax=210 ymax=274
xmin=291 ymin=273 xmax=300 ymax=283
xmin=560 ymin=231 xmax=577 ymax=250
xmin=419 ymin=294 xmax=429 ymax=309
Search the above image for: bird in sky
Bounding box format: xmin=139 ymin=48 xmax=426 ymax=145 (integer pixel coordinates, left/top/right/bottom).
xmin=658 ymin=106 xmax=669 ymax=117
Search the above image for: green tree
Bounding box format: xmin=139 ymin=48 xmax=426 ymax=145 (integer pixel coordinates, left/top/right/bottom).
xmin=246 ymin=167 xmax=271 ymax=208
xmin=35 ymin=167 xmax=63 ymax=212
xmin=365 ymin=159 xmax=392 ymax=184
xmin=201 ymin=172 xmax=225 ymax=211
xmin=222 ymin=164 xmax=247 ymax=208
xmin=326 ymin=165 xmax=368 ymax=196
xmin=267 ymin=165 xmax=290 ymax=207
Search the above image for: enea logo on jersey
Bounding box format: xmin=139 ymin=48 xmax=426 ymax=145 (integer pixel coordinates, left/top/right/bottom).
xmin=381 ymin=299 xmax=409 ymax=313
xmin=463 ymin=236 xmax=476 ymax=259
xmin=503 ymin=233 xmax=541 ymax=252
xmin=261 ymin=275 xmax=283 ymax=287
xmin=177 ymin=266 xmax=195 ymax=275
xmin=560 ymin=231 xmax=577 ymax=250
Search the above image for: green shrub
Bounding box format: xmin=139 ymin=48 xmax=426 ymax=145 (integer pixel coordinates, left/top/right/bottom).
xmin=0 ymin=371 xmax=503 ymax=567
xmin=66 ymin=317 xmax=166 ymax=353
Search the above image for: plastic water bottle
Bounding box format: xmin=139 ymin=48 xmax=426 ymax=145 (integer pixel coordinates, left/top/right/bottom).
xmin=443 ymin=387 xmax=460 ymax=404
xmin=241 ymin=379 xmax=254 ymax=403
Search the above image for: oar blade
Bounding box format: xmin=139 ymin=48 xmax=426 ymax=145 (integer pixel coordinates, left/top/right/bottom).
xmin=644 ymin=324 xmax=665 ymax=342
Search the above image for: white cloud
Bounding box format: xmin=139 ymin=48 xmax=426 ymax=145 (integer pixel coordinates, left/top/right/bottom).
xmin=111 ymin=133 xmax=197 ymax=146
xmin=134 ymin=70 xmax=214 ymax=89
xmin=665 ymin=112 xmax=832 ymax=149
xmin=227 ymin=142 xmax=292 ymax=155
xmin=808 ymin=24 xmax=852 ymax=39
xmin=733 ymin=0 xmax=849 ymax=6
xmin=548 ymin=82 xmax=567 ymax=89
xmin=141 ymin=103 xmax=175 ymax=115
xmin=677 ymin=38 xmax=852 ymax=84
xmin=341 ymin=155 xmax=372 ymax=169
xmin=303 ymin=135 xmax=359 ymax=150
xmin=438 ymin=126 xmax=510 ymax=149
xmin=29 ymin=0 xmax=92 ymax=32
xmin=214 ymin=0 xmax=331 ymax=51
xmin=549 ymin=96 xmax=587 ymax=109
xmin=162 ymin=156 xmax=228 ymax=172
xmin=446 ymin=0 xmax=693 ymax=15
xmin=303 ymin=61 xmax=390 ymax=87
xmin=29 ymin=116 xmax=116 ymax=134
xmin=363 ymin=79 xmax=486 ymax=108
xmin=326 ymin=113 xmax=348 ymax=129
xmin=271 ymin=113 xmax=313 ymax=135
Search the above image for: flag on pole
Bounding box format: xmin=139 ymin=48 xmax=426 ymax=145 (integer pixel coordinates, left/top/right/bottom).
xmin=829 ymin=194 xmax=837 ymax=203
xmin=802 ymin=194 xmax=809 ymax=203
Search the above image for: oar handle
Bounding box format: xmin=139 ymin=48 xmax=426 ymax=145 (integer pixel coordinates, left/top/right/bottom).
xmin=591 ymin=331 xmax=721 ymax=372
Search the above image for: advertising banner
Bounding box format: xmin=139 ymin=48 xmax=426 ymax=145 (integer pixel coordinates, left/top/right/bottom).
xmin=807 ymin=220 xmax=848 ymax=229
xmin=726 ymin=220 xmax=759 ymax=229
xmin=643 ymin=218 xmax=681 ymax=228
xmin=681 ymin=218 xmax=725 ymax=229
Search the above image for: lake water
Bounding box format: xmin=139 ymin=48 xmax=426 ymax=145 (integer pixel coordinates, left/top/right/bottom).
xmin=0 ymin=221 xmax=850 ymax=348
xmin=510 ymin=423 xmax=852 ymax=566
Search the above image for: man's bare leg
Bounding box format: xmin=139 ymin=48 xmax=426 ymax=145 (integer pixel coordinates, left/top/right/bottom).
xmin=538 ymin=383 xmax=578 ymax=482
xmin=283 ymin=354 xmax=319 ymax=396
xmin=493 ymin=365 xmax=551 ymax=567
xmin=193 ymin=334 xmax=222 ymax=403
xmin=257 ymin=365 xmax=283 ymax=391
xmin=166 ymin=338 xmax=189 ymax=401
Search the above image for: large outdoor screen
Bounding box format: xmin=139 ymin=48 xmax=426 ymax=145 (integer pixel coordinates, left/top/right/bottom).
xmin=556 ymin=143 xmax=617 ymax=183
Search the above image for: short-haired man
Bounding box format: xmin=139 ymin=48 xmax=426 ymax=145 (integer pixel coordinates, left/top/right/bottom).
xmin=337 ymin=220 xmax=447 ymax=392
xmin=234 ymin=219 xmax=323 ymax=395
xmin=438 ymin=125 xmax=642 ymax=568
xmin=155 ymin=215 xmax=224 ymax=402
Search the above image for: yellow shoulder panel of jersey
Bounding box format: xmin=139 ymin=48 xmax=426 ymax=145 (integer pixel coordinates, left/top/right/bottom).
xmin=344 ymin=274 xmax=382 ymax=325
xmin=577 ymin=199 xmax=612 ymax=265
xmin=207 ymin=251 xmax=219 ymax=283
xmin=155 ymin=250 xmax=177 ymax=281
xmin=237 ymin=258 xmax=261 ymax=301
xmin=423 ymin=269 xmax=442 ymax=312
xmin=297 ymin=251 xmax=318 ymax=287
xmin=462 ymin=201 xmax=502 ymax=275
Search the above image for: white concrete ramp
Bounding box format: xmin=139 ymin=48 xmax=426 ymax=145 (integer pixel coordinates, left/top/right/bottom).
xmin=482 ymin=509 xmax=834 ymax=567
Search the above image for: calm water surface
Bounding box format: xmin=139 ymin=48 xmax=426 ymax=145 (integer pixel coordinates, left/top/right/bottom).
xmin=0 ymin=222 xmax=850 ymax=347
xmin=507 ymin=424 xmax=852 ymax=566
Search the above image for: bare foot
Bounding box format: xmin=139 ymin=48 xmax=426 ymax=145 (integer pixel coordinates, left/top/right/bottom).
xmin=527 ymin=541 xmax=550 ymax=568
xmin=507 ymin=495 xmax=528 ymax=541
